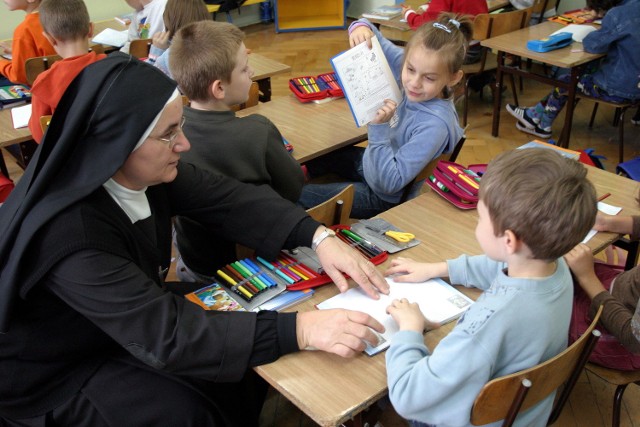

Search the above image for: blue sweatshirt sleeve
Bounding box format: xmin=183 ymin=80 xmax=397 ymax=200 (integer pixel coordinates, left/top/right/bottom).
xmin=447 ymin=254 xmax=504 ymax=291
xmin=363 ymin=118 xmax=447 ymax=197
xmin=583 ymin=12 xmax=620 ymax=53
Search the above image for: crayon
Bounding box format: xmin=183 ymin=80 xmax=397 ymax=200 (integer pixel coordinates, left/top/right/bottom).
xmin=217 ymin=269 xmax=253 ymax=300
xmin=244 ymin=258 xmax=278 ymax=286
xmin=257 ymin=256 xmax=295 ymax=284
xmin=239 ymin=259 xmax=270 ymax=289
xmin=226 ymin=265 xmax=260 ymax=293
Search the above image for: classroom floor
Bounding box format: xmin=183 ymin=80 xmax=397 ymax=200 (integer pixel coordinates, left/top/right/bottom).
xmin=2 ymin=21 xmax=639 ymax=427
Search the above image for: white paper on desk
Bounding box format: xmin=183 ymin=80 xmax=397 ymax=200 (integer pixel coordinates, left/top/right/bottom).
xmin=582 ymin=201 xmax=622 ymax=243
xmin=10 ymin=103 xmax=31 ymax=129
xmin=1 ymin=53 xmax=11 ymax=60
xmin=331 ymin=35 xmax=402 ymax=127
xmin=317 ymin=278 xmax=473 ymax=356
xmin=551 ymin=24 xmax=597 ymax=43
xmin=91 ymin=28 xmax=128 ymax=48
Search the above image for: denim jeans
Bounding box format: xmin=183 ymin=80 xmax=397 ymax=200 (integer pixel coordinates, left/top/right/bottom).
xmin=300 ymin=146 xmax=396 ymax=219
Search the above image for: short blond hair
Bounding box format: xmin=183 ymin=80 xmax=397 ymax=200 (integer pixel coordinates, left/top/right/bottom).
xmin=480 ymin=149 xmax=597 ymax=260
xmin=39 ymin=0 xmax=90 ymax=42
xmin=170 ymin=20 xmax=245 ymax=102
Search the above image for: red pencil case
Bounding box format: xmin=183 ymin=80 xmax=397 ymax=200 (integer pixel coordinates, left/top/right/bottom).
xmin=288 ymin=72 xmax=344 ymax=103
xmin=274 ymin=224 xmax=387 ymax=291
xmin=426 ymin=161 xmax=487 ymax=209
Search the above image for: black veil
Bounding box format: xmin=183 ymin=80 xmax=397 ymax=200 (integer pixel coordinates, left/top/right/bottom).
xmin=0 ymin=53 xmax=177 ymax=332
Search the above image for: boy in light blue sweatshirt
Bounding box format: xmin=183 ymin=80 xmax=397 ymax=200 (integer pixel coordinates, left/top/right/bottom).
xmin=384 ymin=148 xmax=597 ymax=426
xmin=298 ymin=13 xmax=468 ymax=218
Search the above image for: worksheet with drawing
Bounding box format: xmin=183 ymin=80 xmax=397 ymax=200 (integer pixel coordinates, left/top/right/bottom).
xmin=331 ymin=35 xmax=402 ymax=127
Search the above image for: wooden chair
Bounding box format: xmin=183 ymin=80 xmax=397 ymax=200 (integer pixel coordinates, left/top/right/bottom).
xmin=532 ymin=0 xmax=560 ymax=24
xmin=25 ymin=54 xmax=62 ymax=86
xmin=230 ymin=82 xmax=260 ymax=111
xmin=398 ymin=136 xmax=466 ymax=204
xmin=39 ymin=115 xmax=52 ymax=133
xmin=578 ymin=96 xmax=640 ymax=163
xmin=583 ymin=364 xmax=640 ymax=427
xmin=460 ymin=8 xmax=533 ymax=126
xmin=470 ymin=306 xmax=603 ymax=426
xmin=305 ymin=184 xmax=355 ymax=226
xmin=129 ymin=38 xmax=152 ymax=59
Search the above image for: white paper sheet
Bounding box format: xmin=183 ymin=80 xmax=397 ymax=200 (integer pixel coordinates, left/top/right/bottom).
xmin=581 ymin=201 xmax=622 ymax=243
xmin=10 ymin=103 xmax=31 ymax=129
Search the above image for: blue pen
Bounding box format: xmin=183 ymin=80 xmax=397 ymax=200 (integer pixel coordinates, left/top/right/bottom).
xmin=257 ymin=256 xmax=295 ymax=284
xmin=15 ymin=87 xmax=27 ymax=98
xmin=244 ymin=258 xmax=277 ymax=287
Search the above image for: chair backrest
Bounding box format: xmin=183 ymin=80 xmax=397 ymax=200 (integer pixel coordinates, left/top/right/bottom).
xmin=531 ymin=0 xmax=559 ymax=23
xmin=40 ymin=115 xmax=52 ymax=133
xmin=25 ymin=54 xmax=62 ymax=86
xmin=230 ymin=82 xmax=260 ymax=112
xmin=305 ymin=184 xmax=355 ymax=226
xmin=472 ymin=8 xmax=534 ymax=42
xmin=471 ymin=306 xmax=603 ymax=427
xmin=398 ymin=136 xmax=466 ymax=204
xmin=129 ymin=38 xmax=152 ymax=59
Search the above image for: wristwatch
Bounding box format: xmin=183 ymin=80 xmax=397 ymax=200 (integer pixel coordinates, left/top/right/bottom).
xmin=311 ymin=227 xmax=336 ymax=251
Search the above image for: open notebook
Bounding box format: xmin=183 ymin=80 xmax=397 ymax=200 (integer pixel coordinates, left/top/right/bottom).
xmin=317 ymin=277 xmax=473 ymax=355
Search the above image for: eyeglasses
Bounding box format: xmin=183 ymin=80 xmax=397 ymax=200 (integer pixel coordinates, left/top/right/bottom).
xmin=153 ymin=116 xmax=186 ymax=147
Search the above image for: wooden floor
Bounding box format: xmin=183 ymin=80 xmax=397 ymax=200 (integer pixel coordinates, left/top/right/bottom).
xmin=2 ymin=21 xmax=639 ymax=427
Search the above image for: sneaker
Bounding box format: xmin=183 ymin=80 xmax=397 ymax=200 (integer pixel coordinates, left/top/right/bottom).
xmin=506 ymin=104 xmax=537 ymax=129
xmin=516 ymin=122 xmax=552 ymax=139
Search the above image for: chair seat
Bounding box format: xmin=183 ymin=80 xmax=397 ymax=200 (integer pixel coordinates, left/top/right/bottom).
xmin=577 ymin=93 xmax=640 ymax=108
xmin=586 ymin=363 xmax=640 ymax=385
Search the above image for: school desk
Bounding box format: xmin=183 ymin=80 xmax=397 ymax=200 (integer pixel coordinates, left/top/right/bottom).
xmin=92 ymin=19 xmax=291 ymax=102
xmin=234 ymin=95 xmax=368 ymax=163
xmin=0 ymin=108 xmax=32 ymax=177
xmin=253 ymin=164 xmax=639 ymax=427
xmin=370 ymin=0 xmax=511 ymax=44
xmin=481 ymin=21 xmax=605 ymax=149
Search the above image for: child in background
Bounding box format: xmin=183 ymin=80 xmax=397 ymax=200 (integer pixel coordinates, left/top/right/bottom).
xmin=298 ymin=13 xmax=467 ymax=219
xmin=384 ymin=149 xmax=596 ymax=426
xmin=170 ymin=20 xmax=304 ymax=283
xmin=0 ymin=0 xmax=55 ymax=85
xmin=121 ymin=0 xmax=168 ymax=54
xmin=565 ymin=211 xmax=640 ymax=371
xmin=145 ymin=0 xmax=210 ymax=78
xmin=28 ymin=0 xmax=106 ymax=143
xmin=402 ymin=0 xmax=487 ymax=64
xmin=506 ymin=0 xmax=640 ymax=139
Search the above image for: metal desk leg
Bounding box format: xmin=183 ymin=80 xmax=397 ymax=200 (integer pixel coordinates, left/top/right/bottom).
xmin=491 ymin=51 xmax=506 ymax=137
xmin=558 ymin=67 xmax=580 ymax=148
xmin=258 ymin=77 xmax=272 ymax=103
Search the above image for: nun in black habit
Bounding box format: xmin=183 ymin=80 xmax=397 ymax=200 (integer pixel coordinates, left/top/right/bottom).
xmin=0 ymin=53 xmax=387 ymax=426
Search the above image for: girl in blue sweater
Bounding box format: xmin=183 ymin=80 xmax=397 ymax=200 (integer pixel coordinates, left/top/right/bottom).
xmin=298 ymin=13 xmax=468 ymax=219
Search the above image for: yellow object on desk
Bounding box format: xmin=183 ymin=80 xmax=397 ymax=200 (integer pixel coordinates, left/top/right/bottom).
xmin=385 ymin=230 xmax=415 ymax=243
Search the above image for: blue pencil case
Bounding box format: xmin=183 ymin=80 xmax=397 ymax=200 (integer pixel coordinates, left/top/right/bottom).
xmin=526 ymin=32 xmax=573 ymax=53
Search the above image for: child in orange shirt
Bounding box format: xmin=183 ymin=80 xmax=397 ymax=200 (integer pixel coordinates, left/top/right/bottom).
xmin=27 ymin=0 xmax=106 ymax=143
xmin=0 ymin=0 xmax=55 ymax=85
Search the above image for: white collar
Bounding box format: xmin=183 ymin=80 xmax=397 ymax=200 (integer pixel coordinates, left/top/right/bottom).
xmin=102 ymin=178 xmax=151 ymax=223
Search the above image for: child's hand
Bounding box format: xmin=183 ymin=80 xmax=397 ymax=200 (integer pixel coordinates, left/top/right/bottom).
xmin=401 ymin=5 xmax=413 ymax=15
xmin=152 ymin=31 xmax=170 ymax=50
xmin=387 ymin=298 xmax=433 ymax=332
xmin=385 ymin=257 xmax=447 ymax=282
xmin=370 ymin=99 xmax=397 ymax=124
xmin=349 ymin=26 xmax=375 ymax=48
xmin=0 ymin=41 xmax=11 ymax=54
xmin=564 ymin=243 xmax=596 ymax=280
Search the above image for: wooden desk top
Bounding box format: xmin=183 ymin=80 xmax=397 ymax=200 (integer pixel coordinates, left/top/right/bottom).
xmin=254 ymin=164 xmax=639 ymax=427
xmin=248 ymin=53 xmax=291 ymax=82
xmin=481 ymin=21 xmax=604 ymax=69
xmin=235 ymin=95 xmax=367 ymax=163
xmin=0 ymin=108 xmax=31 ymax=149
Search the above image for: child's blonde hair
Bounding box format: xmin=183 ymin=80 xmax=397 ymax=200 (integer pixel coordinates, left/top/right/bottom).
xmin=163 ymin=0 xmax=210 ymax=39
xmin=170 ymin=20 xmax=245 ymax=102
xmin=405 ymin=12 xmax=472 ymax=98
xmin=480 ymin=149 xmax=597 ymax=260
xmin=39 ymin=0 xmax=90 ymax=42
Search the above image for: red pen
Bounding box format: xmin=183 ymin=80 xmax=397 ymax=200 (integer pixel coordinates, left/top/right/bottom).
xmin=597 ymin=193 xmax=611 ymax=202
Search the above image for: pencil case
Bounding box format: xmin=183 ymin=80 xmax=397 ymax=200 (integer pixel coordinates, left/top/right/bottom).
xmin=289 ymin=72 xmax=344 ymax=103
xmin=526 ymin=32 xmax=572 ymax=53
xmin=426 ymin=161 xmax=486 ymax=209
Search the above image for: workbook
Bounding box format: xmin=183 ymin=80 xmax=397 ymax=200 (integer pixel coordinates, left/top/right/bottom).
xmin=362 ymin=5 xmax=403 ymax=21
xmin=331 ymin=35 xmax=402 ymax=127
xmin=317 ymin=278 xmax=473 ymax=356
xmin=91 ymin=28 xmax=128 ymax=48
xmin=550 ymin=24 xmax=597 ymax=43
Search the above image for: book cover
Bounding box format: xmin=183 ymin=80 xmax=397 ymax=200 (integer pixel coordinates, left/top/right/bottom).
xmin=0 ymin=85 xmax=31 ymax=106
xmin=331 ymin=35 xmax=402 ymax=127
xmin=316 ymin=278 xmax=473 ymax=356
xmin=185 ymin=283 xmax=246 ymax=311
xmin=362 ymin=5 xmax=403 ymax=21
